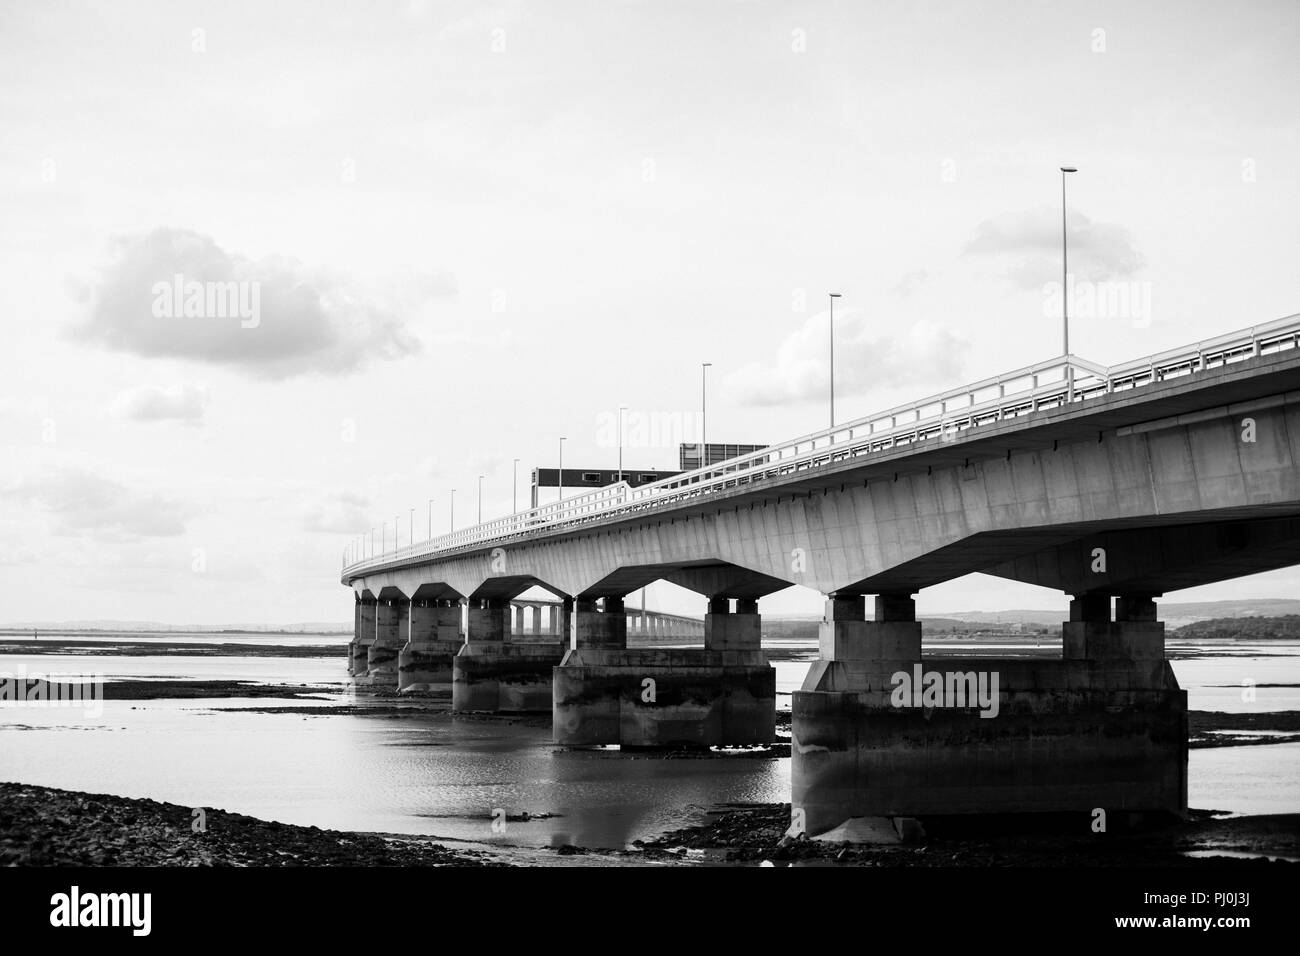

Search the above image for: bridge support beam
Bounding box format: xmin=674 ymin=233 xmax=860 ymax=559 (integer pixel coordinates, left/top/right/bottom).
xmin=452 ymin=597 xmax=566 ymax=714
xmin=398 ymin=599 xmax=463 ymax=693
xmin=350 ymin=597 xmax=378 ymax=683
xmin=793 ymin=591 xmax=1186 ymax=838
xmin=554 ymin=596 xmax=775 ymax=748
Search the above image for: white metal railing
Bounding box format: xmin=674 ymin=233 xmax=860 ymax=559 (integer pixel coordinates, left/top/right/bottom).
xmin=343 ymin=313 xmax=1300 ymax=576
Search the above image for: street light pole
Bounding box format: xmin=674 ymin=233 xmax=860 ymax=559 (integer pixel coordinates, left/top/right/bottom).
xmin=1060 ymin=166 xmax=1078 ymax=400
xmin=701 ymin=362 xmax=711 ymax=467
xmin=828 ymin=293 xmax=842 ymax=429
xmin=558 ymin=437 xmax=566 ymax=503
xmin=513 ymin=459 xmax=519 ymax=513
xmin=408 ymin=508 xmax=413 ymax=548
xmin=478 ymin=474 xmax=484 ymax=523
xmin=427 ymin=499 xmax=433 ymax=540
xmin=449 ymin=489 xmax=456 ymax=531
xmin=617 ymin=405 xmax=628 ymax=480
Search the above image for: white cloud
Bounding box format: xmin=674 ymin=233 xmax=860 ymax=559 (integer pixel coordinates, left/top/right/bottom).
xmin=1 ymin=468 xmax=191 ymax=541
xmin=300 ymin=490 xmax=370 ymax=534
xmin=111 ymin=384 xmax=209 ymax=424
xmin=74 ymin=228 xmax=452 ymax=379
xmin=964 ymin=206 xmax=1145 ymax=290
xmin=725 ymin=309 xmax=965 ymax=408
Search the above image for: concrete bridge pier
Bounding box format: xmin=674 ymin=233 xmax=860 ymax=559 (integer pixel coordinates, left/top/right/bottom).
xmin=398 ymin=599 xmax=463 ymax=693
xmin=553 ymin=595 xmax=775 ymax=748
xmin=793 ymin=591 xmax=1187 ymax=837
xmin=350 ymin=596 xmax=377 ymax=682
xmin=347 ymin=597 xmax=361 ymax=676
xmin=451 ymin=596 xmax=566 ymax=713
xmin=362 ymin=596 xmax=407 ymax=690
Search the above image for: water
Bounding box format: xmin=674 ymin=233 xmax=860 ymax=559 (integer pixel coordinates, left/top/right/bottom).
xmin=1 ymin=639 xmax=1297 ymax=849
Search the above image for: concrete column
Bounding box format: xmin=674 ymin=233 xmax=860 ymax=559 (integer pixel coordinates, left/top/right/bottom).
xmin=558 ymin=597 xmax=573 ymax=648
xmin=574 ymin=596 xmax=627 ymax=649
xmin=398 ymin=598 xmax=463 ymax=693
xmin=408 ymin=599 xmax=437 ymax=643
xmin=435 ymin=600 xmax=462 ymax=641
xmin=352 ymin=598 xmax=377 ymax=678
xmin=454 ymin=595 xmax=565 ymax=714
xmin=705 ymin=597 xmax=761 ymax=651
xmin=511 ymin=604 xmax=522 ymax=637
xmin=468 ymin=598 xmax=509 ymax=644
xmin=553 ymin=595 xmax=775 ymax=747
xmin=348 ymin=598 xmax=362 ymax=675
xmin=818 ymin=593 xmax=921 ymax=662
xmin=531 ymin=603 xmax=542 ymax=637
xmin=366 ymin=598 xmax=408 ymax=689
xmin=1064 ymin=593 xmax=1165 ymax=662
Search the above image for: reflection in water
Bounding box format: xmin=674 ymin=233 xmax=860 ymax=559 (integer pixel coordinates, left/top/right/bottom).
xmin=0 ymin=640 xmax=1296 ymax=847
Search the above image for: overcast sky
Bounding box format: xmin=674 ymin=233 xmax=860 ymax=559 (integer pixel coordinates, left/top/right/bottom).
xmin=1 ymin=0 xmax=1297 ymax=624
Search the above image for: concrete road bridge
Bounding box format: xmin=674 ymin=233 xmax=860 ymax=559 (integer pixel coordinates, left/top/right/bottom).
xmin=342 ymin=313 xmax=1300 ymax=835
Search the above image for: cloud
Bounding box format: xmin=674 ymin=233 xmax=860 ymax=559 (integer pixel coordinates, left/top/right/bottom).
xmin=111 ymin=384 xmax=209 ymax=424
xmin=893 ymin=270 xmax=931 ymax=298
xmin=300 ymin=490 xmax=369 ymax=534
xmin=74 ymin=228 xmax=452 ymax=379
xmin=964 ymin=206 xmax=1145 ymax=289
xmin=1 ymin=468 xmax=190 ymax=541
xmin=725 ymin=309 xmax=965 ymax=408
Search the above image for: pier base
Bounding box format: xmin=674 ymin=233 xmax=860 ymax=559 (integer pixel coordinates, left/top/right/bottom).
xmin=362 ymin=599 xmax=407 ymax=690
xmin=350 ymin=598 xmax=377 ymax=683
xmin=791 ymin=594 xmax=1188 ymax=836
xmin=451 ymin=598 xmax=565 ymax=713
xmin=553 ymin=598 xmax=775 ymax=747
xmin=398 ymin=600 xmax=462 ymax=693
xmin=452 ymin=642 xmax=567 ymax=713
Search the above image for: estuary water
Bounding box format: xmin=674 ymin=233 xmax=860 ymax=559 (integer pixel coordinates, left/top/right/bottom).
xmin=1 ymin=635 xmax=1297 ymax=849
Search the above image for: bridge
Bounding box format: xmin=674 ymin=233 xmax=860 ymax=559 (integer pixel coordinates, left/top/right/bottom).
xmin=342 ymin=313 xmax=1300 ymax=835
xmin=348 ymin=598 xmax=703 ymax=694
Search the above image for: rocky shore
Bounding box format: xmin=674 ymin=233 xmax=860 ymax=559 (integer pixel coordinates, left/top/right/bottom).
xmin=627 ymin=804 xmax=1300 ymax=867
xmin=5 ymin=782 xmax=1296 ymax=868
xmin=0 ymin=783 xmax=497 ymax=866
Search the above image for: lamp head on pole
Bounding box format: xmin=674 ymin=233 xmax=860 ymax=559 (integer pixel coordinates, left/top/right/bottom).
xmin=1060 ymin=166 xmax=1077 ymax=173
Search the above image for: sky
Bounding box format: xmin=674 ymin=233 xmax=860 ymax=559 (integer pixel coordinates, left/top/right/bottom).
xmin=1 ymin=0 xmax=1297 ymax=624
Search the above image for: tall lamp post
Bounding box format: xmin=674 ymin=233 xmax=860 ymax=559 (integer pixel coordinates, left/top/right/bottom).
xmin=617 ymin=405 xmax=628 ymax=480
xmin=449 ymin=489 xmax=456 ymax=531
xmin=558 ymin=437 xmax=566 ymax=503
xmin=828 ymin=293 xmax=842 ymax=429
xmin=477 ymin=475 xmax=484 ymax=524
xmin=701 ymin=362 xmax=712 ymax=467
xmin=1060 ymin=166 xmax=1078 ymax=400
xmin=427 ymin=498 xmax=433 ymax=540
xmin=512 ymin=458 xmax=520 ymax=513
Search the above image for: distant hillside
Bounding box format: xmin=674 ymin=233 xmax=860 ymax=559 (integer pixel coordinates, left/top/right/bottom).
xmin=1171 ymin=615 xmax=1300 ymax=641
xmin=761 ymin=617 xmax=1053 ymax=641
xmin=935 ymin=600 xmax=1300 ymax=629
xmin=0 ymin=622 xmax=351 ymax=634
